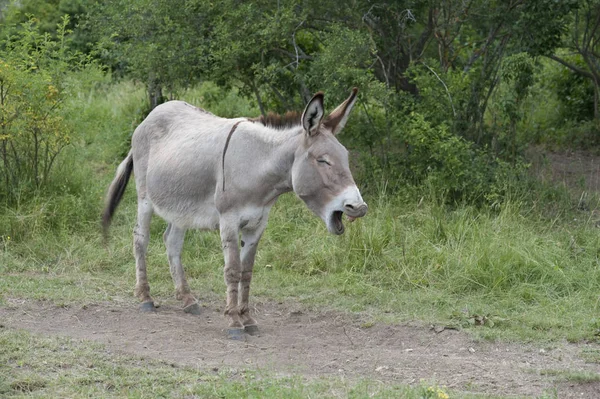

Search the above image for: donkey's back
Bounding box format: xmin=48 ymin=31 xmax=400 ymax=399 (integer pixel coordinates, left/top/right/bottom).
xmin=132 ymin=100 xmax=234 ymax=168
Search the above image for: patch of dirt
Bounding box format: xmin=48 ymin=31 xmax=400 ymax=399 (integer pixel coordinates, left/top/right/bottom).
xmin=530 ymin=148 xmax=600 ymax=194
xmin=2 ymin=298 xmax=600 ymax=398
xmin=557 ymin=381 xmax=600 ymax=399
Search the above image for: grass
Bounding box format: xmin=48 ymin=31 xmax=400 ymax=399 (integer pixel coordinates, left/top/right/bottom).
xmin=580 ymin=348 xmax=600 ymax=364
xmin=539 ymin=369 xmax=600 ymax=383
xmin=4 ymin=188 xmax=600 ymax=342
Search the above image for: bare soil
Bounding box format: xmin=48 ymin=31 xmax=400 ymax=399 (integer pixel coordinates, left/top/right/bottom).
xmin=530 ymin=148 xmax=600 ymax=193
xmin=2 ymin=297 xmax=600 ymax=398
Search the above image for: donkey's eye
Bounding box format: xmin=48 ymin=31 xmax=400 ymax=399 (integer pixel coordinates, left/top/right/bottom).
xmin=317 ymin=159 xmax=331 ymax=166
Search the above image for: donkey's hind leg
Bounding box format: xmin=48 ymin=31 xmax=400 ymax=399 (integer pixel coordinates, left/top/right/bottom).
xmin=164 ymin=223 xmax=201 ymax=315
xmin=134 ymin=197 xmax=155 ymax=312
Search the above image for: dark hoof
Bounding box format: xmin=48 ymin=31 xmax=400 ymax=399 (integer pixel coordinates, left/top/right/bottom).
xmin=244 ymin=325 xmax=259 ymax=336
xmin=226 ymin=328 xmax=245 ymax=341
xmin=140 ymin=301 xmax=156 ymax=312
xmin=183 ymin=302 xmax=202 ymax=315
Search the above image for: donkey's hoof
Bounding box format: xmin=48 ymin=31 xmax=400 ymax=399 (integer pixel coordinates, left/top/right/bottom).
xmin=226 ymin=328 xmax=246 ymax=341
xmin=140 ymin=301 xmax=156 ymax=312
xmin=244 ymin=325 xmax=259 ymax=336
xmin=183 ymin=302 xmax=202 ymax=315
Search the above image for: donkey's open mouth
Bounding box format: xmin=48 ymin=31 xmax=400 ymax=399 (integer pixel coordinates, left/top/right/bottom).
xmin=329 ymin=205 xmax=366 ymax=235
xmin=331 ymin=210 xmax=345 ymax=235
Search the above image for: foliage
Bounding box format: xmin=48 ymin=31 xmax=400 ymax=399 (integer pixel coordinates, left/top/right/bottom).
xmin=515 ymin=56 xmax=599 ymax=148
xmin=0 ymin=0 xmax=92 ymax=53
xmin=0 ymin=16 xmax=97 ymax=201
xmin=0 ymin=1 xmax=595 ymax=211
xmin=546 ymin=0 xmax=600 ymax=119
xmin=88 ymin=0 xmax=210 ymax=108
xmin=396 ymin=113 xmax=494 ymax=202
xmin=485 ymin=52 xmax=537 ymax=157
xmin=76 ymin=0 xmax=599 ymax=198
xmin=551 ymin=54 xmax=595 ymax=123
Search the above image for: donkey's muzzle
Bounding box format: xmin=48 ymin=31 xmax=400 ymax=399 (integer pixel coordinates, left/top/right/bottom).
xmin=344 ymin=202 xmax=368 ymax=219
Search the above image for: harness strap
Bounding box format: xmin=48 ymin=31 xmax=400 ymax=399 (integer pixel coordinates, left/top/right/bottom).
xmin=221 ymin=120 xmax=245 ymax=191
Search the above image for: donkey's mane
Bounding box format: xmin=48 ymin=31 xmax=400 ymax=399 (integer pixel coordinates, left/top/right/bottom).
xmin=250 ymin=111 xmax=301 ymax=130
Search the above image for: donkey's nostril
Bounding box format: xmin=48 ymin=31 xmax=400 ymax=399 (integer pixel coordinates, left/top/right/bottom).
xmin=344 ymin=203 xmax=367 ymax=217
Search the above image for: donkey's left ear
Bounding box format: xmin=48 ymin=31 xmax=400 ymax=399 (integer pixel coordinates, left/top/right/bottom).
xmin=302 ymin=92 xmax=325 ymax=136
xmin=323 ymin=87 xmax=358 ymax=135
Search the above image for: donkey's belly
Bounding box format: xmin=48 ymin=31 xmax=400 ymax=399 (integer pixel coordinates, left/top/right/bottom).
xmin=152 ymin=200 xmax=220 ymax=230
xmin=146 ymin=164 xmax=220 ymax=230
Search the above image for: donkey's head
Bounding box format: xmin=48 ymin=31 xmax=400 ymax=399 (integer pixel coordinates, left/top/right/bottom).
xmin=292 ymin=88 xmax=367 ymax=235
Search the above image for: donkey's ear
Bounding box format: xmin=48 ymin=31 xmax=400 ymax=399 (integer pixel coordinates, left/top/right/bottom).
xmin=323 ymin=87 xmax=358 ymax=135
xmin=302 ymin=92 xmax=324 ymax=136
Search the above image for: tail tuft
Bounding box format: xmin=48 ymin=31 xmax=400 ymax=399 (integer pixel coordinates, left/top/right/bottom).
xmin=102 ymin=152 xmax=134 ymax=239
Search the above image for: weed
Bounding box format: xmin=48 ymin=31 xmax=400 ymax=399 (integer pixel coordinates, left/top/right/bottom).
xmin=540 ymin=369 xmax=600 ymax=383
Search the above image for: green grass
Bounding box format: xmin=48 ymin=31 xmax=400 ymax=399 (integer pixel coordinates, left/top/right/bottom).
xmin=1 ymin=327 xmax=503 ymax=399
xmin=580 ymin=348 xmax=600 ymax=364
xmin=539 ymin=369 xmax=600 ymax=383
xmin=5 ymin=188 xmax=600 ymax=342
xmin=3 ymin=191 xmax=600 ymax=344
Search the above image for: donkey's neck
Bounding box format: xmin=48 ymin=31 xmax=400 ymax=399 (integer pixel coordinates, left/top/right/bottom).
xmin=242 ymin=123 xmax=303 ymax=202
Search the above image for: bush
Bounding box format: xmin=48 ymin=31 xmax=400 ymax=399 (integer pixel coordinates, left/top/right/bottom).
xmin=351 ymin=93 xmax=531 ymax=206
xmin=551 ymin=55 xmax=595 ymax=123
xmin=0 ymin=16 xmax=96 ymax=202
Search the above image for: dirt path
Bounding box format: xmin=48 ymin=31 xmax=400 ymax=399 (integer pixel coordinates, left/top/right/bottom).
xmin=530 ymin=148 xmax=600 ymax=194
xmin=2 ymin=298 xmax=599 ymax=398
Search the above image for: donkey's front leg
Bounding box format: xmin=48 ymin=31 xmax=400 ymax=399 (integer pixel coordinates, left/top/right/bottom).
xmin=239 ymin=224 xmax=266 ymax=335
xmin=220 ymin=222 xmax=244 ymax=339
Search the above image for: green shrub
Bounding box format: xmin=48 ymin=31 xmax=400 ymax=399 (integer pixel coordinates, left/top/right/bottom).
xmin=0 ymin=16 xmax=97 ymax=202
xmin=552 ymin=55 xmax=595 ymax=123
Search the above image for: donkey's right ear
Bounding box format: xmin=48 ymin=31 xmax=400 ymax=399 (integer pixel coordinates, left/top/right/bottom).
xmin=302 ymin=92 xmax=324 ymax=136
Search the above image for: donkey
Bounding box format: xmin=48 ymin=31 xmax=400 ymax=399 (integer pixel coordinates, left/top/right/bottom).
xmin=102 ymin=88 xmax=368 ymax=339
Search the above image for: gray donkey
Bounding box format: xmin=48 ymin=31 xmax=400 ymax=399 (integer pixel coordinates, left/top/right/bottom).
xmin=102 ymin=88 xmax=368 ymax=339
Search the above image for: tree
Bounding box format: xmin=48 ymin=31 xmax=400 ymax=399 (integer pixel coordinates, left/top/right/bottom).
xmin=547 ymin=0 xmax=600 ymax=119
xmin=89 ymin=0 xmax=211 ymax=109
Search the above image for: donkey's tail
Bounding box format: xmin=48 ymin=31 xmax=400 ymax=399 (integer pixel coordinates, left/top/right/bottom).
xmin=102 ymin=151 xmax=134 ymax=238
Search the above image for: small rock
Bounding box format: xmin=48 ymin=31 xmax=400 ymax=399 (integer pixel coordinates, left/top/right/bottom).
xmin=468 ymin=347 xmax=476 ymax=353
xmin=433 ymin=325 xmax=446 ymax=333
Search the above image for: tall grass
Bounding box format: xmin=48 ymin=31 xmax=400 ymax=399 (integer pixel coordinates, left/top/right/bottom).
xmin=2 ymin=80 xmax=600 ymax=343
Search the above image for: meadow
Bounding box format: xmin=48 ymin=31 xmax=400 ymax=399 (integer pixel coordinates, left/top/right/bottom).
xmin=2 ymin=80 xmax=600 ymax=398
